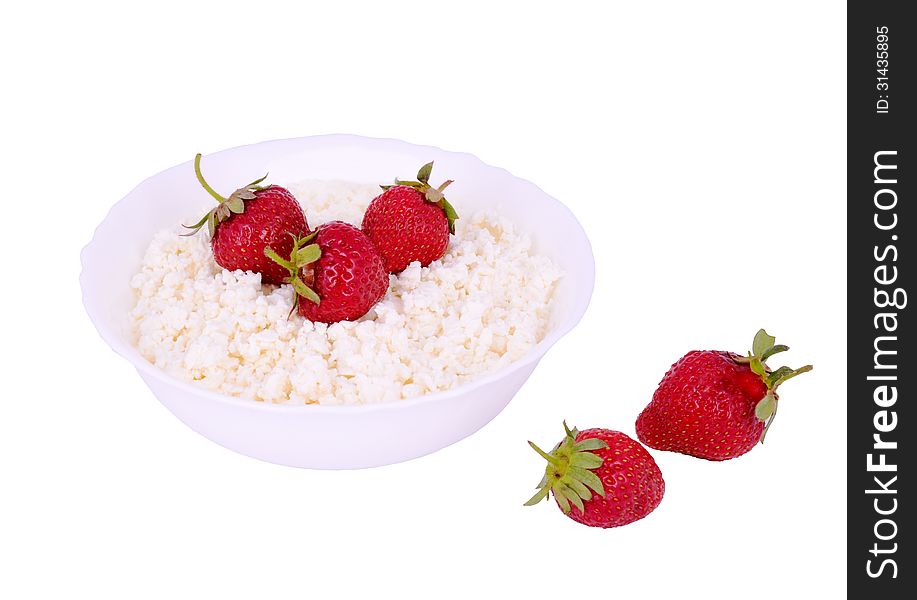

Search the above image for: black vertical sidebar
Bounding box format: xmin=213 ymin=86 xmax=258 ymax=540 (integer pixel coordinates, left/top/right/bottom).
xmin=848 ymin=2 xmax=913 ymax=595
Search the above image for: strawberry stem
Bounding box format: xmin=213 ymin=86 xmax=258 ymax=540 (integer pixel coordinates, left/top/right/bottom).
xmin=264 ymin=232 xmax=324 ymax=313
xmin=527 ymin=441 xmax=562 ymax=466
xmin=264 ymin=246 xmax=296 ymax=272
xmin=194 ymin=153 xmax=226 ymax=203
xmin=743 ymin=329 xmax=813 ymax=444
xmin=524 ymin=424 xmax=608 ymax=514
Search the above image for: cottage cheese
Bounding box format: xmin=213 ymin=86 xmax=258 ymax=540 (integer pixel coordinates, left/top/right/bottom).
xmin=129 ymin=181 xmax=562 ymax=405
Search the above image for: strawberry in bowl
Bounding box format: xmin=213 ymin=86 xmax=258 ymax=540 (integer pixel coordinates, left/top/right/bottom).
xmin=362 ymin=161 xmax=459 ymax=273
xmin=264 ymin=221 xmax=389 ymax=324
xmin=183 ymin=153 xmax=309 ymax=285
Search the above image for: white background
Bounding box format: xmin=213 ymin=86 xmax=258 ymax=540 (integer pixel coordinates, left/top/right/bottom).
xmin=1 ymin=1 xmax=846 ymax=598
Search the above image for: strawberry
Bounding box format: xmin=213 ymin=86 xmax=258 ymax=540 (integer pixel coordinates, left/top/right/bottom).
xmin=361 ymin=161 xmax=459 ymax=273
xmin=525 ymin=423 xmax=665 ymax=528
xmin=183 ymin=153 xmax=308 ymax=285
xmin=264 ymin=221 xmax=388 ymax=324
xmin=635 ymin=329 xmax=813 ymax=461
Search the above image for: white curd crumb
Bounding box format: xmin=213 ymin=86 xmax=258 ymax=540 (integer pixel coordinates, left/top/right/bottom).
xmin=129 ymin=181 xmax=562 ymax=405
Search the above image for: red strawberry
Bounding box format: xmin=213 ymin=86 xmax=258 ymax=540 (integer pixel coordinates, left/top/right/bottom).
xmin=183 ymin=153 xmax=308 ymax=285
xmin=361 ymin=161 xmax=459 ymax=273
xmin=525 ymin=423 xmax=665 ymax=528
xmin=265 ymin=221 xmax=388 ymax=324
xmin=636 ymin=329 xmax=813 ymax=461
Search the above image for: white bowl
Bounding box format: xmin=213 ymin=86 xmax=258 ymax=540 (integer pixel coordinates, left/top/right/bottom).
xmin=80 ymin=135 xmax=594 ymax=469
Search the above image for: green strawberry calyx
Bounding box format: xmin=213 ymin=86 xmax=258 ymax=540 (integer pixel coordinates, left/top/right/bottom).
xmin=264 ymin=231 xmax=322 ymax=317
xmin=734 ymin=329 xmax=813 ymax=443
xmin=523 ymin=422 xmax=608 ymax=515
xmin=381 ymin=161 xmax=459 ymax=234
xmin=182 ymin=153 xmax=270 ymax=238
